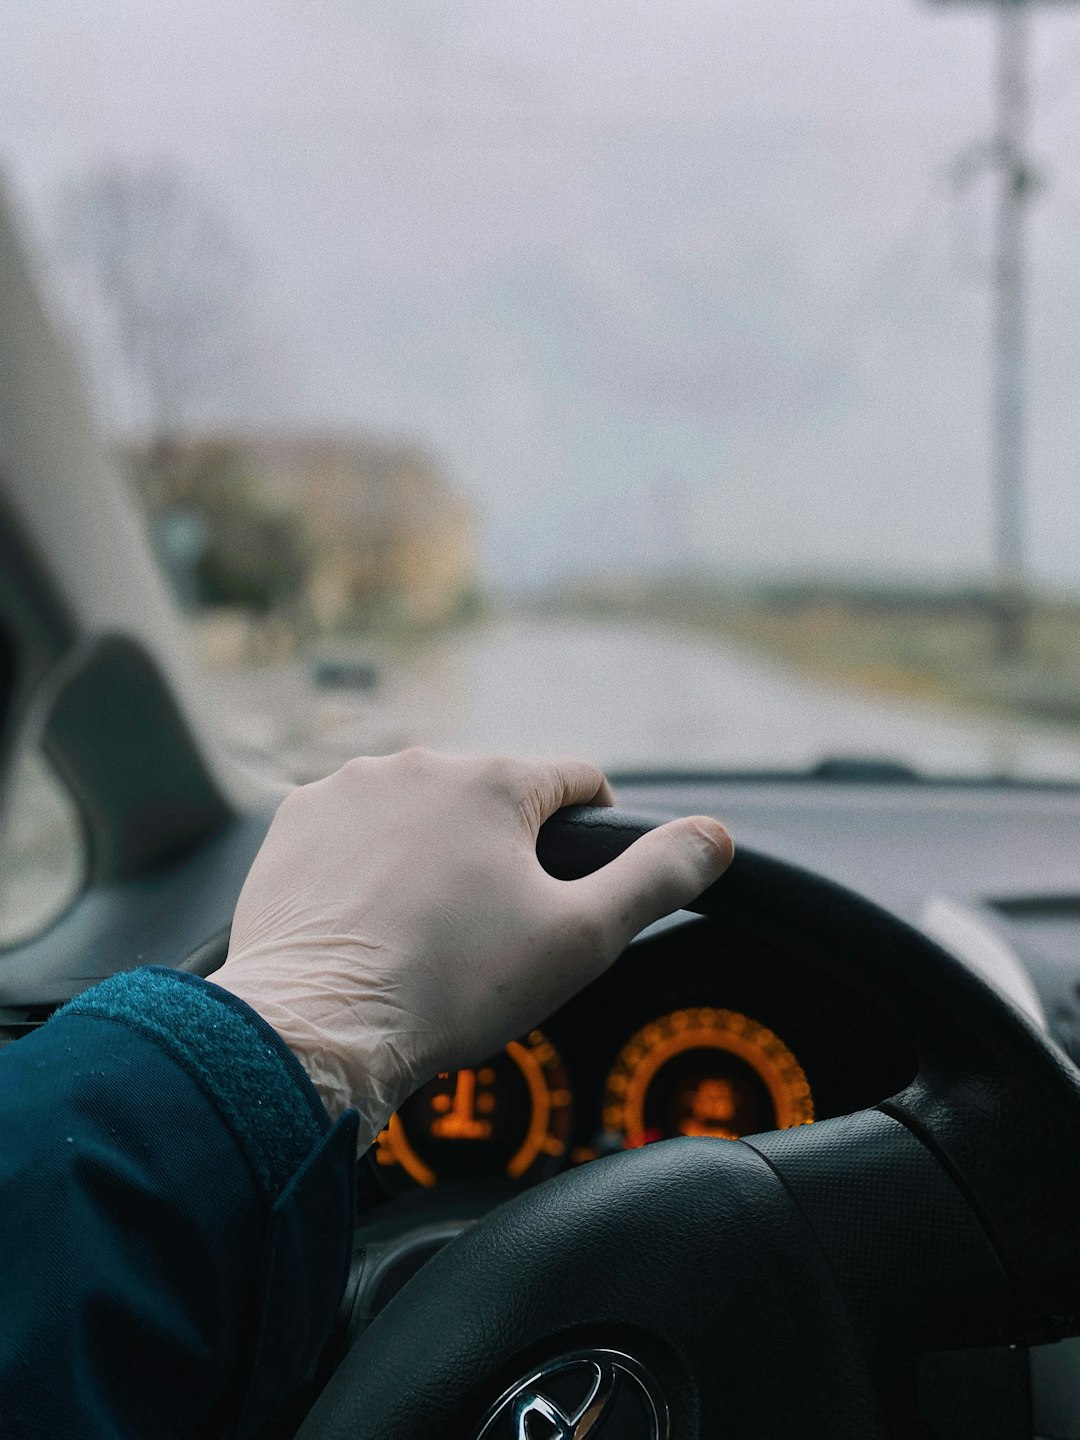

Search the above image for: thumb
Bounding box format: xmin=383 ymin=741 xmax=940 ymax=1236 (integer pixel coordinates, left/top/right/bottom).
xmin=569 ymin=816 xmax=734 ymax=957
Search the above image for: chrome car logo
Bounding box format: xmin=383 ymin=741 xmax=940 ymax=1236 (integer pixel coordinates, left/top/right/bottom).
xmin=476 ymin=1348 xmax=668 ymax=1439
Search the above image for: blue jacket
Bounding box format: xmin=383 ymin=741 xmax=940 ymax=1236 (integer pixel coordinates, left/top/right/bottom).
xmin=0 ymin=967 xmax=358 ymax=1438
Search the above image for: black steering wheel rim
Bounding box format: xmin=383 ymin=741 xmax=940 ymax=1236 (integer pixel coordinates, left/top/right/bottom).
xmin=296 ymin=807 xmax=1080 ymax=1440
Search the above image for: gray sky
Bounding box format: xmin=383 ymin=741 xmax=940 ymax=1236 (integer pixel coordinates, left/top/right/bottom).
xmin=4 ymin=0 xmax=1080 ymax=589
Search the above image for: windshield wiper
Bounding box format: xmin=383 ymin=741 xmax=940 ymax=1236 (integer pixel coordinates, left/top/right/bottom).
xmin=607 ymin=756 xmax=923 ymax=786
xmin=805 ymin=756 xmax=921 ymax=784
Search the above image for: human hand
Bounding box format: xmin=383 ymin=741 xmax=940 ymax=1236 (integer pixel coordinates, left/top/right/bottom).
xmin=212 ymin=750 xmax=733 ymax=1147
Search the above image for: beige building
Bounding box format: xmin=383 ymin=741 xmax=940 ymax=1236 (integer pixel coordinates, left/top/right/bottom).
xmin=122 ymin=432 xmax=477 ymax=634
xmin=252 ymin=434 xmax=475 ymax=632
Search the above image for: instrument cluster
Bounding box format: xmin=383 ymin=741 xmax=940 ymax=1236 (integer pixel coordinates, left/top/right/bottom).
xmin=360 ymin=915 xmax=915 ymax=1202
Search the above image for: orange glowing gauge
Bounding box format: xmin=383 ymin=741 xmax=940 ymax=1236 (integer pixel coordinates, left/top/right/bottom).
xmin=372 ymin=1029 xmax=574 ymax=1191
xmin=602 ymin=1007 xmax=814 ymax=1148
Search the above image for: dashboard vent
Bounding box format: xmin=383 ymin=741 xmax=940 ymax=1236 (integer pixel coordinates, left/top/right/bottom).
xmin=0 ymin=1003 xmax=57 ymax=1047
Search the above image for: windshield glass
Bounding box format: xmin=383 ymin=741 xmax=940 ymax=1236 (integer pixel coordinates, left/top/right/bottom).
xmin=7 ymin=0 xmax=1080 ymax=780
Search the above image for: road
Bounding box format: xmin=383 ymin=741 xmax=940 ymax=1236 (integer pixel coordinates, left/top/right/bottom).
xmin=206 ymin=616 xmax=1080 ymax=783
xmin=7 ymin=615 xmax=1080 ymax=944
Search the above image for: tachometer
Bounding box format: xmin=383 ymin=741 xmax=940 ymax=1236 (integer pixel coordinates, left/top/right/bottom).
xmin=602 ymin=1007 xmax=813 ymax=1147
xmin=372 ymin=1028 xmax=573 ymax=1190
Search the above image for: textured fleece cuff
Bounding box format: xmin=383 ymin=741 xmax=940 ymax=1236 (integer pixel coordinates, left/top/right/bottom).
xmin=56 ymin=967 xmax=331 ymax=1199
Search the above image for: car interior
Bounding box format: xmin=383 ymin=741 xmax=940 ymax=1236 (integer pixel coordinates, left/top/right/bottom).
xmin=6 ymin=6 xmax=1080 ymax=1437
xmin=3 ymin=197 xmax=1080 ymax=1437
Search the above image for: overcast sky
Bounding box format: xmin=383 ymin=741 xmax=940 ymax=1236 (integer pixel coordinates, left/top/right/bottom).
xmin=3 ymin=0 xmax=1080 ymax=590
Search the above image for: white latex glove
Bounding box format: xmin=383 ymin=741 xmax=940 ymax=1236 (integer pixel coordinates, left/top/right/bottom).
xmin=211 ymin=749 xmax=734 ymax=1149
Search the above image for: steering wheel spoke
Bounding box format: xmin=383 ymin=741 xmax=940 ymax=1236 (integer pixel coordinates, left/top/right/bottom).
xmin=747 ymin=1109 xmax=1015 ymax=1352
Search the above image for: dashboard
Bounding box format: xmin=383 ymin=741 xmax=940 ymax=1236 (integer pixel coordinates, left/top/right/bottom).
xmin=355 ymin=910 xmax=917 ymax=1210
xmin=330 ymin=777 xmax=1080 ymax=1437
xmin=8 ymin=768 xmax=1080 ymax=1432
xmin=343 ymin=771 xmax=1080 ymax=1222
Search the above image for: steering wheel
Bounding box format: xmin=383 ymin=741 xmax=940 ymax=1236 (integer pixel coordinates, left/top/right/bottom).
xmin=295 ymin=807 xmax=1080 ymax=1439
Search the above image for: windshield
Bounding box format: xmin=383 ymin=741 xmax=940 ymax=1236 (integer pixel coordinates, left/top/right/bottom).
xmin=7 ymin=0 xmax=1080 ymax=781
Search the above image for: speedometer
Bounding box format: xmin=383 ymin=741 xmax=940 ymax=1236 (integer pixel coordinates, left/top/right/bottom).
xmin=602 ymin=1007 xmax=813 ymax=1147
xmin=372 ymin=1028 xmax=574 ymax=1191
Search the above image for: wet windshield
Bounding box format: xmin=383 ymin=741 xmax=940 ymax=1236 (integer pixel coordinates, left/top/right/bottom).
xmin=7 ymin=0 xmax=1080 ymax=780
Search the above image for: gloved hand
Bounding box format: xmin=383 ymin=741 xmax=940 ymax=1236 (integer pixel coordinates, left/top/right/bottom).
xmin=211 ymin=750 xmax=734 ymax=1148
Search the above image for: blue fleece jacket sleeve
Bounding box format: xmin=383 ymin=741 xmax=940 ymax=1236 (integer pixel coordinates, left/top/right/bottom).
xmin=0 ymin=966 xmax=359 ymax=1440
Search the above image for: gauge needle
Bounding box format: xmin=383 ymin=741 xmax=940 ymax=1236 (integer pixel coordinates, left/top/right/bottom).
xmin=431 ymin=1069 xmax=493 ymax=1140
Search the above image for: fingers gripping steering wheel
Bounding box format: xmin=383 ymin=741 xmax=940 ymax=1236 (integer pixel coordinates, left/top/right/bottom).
xmin=296 ymin=807 xmax=1080 ymax=1439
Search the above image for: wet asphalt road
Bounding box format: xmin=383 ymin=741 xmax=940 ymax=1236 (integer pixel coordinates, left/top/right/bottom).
xmin=205 ymin=617 xmax=1080 ymax=783
xmin=7 ymin=615 xmax=1080 ymax=943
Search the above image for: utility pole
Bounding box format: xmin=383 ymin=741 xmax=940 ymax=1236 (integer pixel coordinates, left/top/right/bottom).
xmin=991 ymin=1 xmax=1033 ymax=658
xmin=931 ymin=0 xmax=1045 ymax=660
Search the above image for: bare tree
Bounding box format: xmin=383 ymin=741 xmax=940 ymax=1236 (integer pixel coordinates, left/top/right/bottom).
xmin=48 ymin=163 xmax=305 ymax=618
xmin=51 ymin=162 xmax=261 ymax=450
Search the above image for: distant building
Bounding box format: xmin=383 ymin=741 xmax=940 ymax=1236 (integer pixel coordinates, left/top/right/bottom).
xmin=121 ymin=432 xmax=477 ymax=634
xmin=250 ymin=434 xmax=475 ymax=631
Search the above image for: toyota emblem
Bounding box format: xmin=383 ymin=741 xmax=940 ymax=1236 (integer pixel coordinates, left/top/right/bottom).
xmin=475 ymin=1348 xmax=668 ymax=1439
